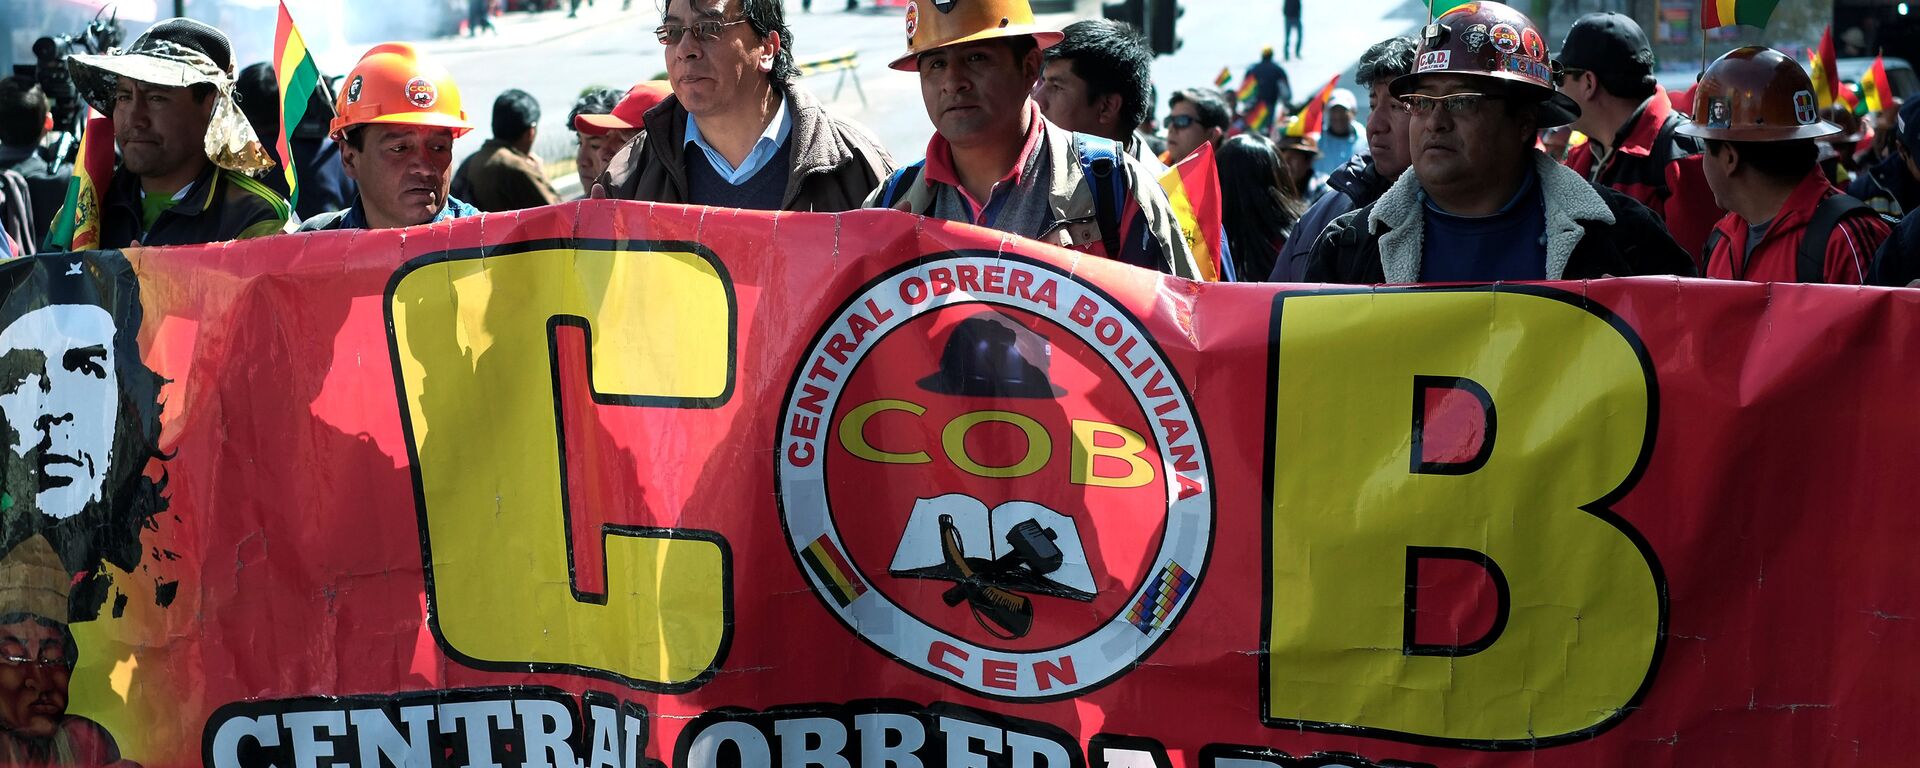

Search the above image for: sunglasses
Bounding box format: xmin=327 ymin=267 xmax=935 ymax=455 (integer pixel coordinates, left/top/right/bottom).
xmin=1167 ymin=114 xmax=1203 ymax=129
xmin=654 ymin=17 xmax=749 ymax=45
xmin=1553 ymin=67 xmax=1588 ymax=87
xmin=1397 ymin=92 xmax=1504 ymax=117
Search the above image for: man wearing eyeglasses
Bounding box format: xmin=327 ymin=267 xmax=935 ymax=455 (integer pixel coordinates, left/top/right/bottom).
xmin=1303 ymin=1 xmax=1692 ymax=284
xmin=1556 ymin=13 xmax=1720 ymax=265
xmin=596 ymin=0 xmax=893 ymax=212
xmin=866 ymin=0 xmax=1199 ymax=279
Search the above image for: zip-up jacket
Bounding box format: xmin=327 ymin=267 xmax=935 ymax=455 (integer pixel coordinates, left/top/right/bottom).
xmin=1303 ymin=151 xmax=1695 ymax=283
xmin=600 ymin=83 xmax=893 ymax=213
xmin=1704 ymin=169 xmax=1890 ymax=284
xmin=95 ymin=162 xmax=288 ymax=249
xmin=1562 ymin=86 xmax=1722 ymax=263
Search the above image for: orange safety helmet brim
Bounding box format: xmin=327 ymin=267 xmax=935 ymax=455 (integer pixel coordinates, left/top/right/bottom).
xmin=329 ymin=42 xmax=473 ymax=141
xmin=888 ymin=0 xmax=1064 ymax=71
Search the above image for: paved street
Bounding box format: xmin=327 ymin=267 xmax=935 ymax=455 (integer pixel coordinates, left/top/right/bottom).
xmin=301 ymin=0 xmax=1421 ymax=194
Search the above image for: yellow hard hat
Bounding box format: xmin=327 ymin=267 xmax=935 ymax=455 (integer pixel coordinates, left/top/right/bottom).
xmin=889 ymin=0 xmax=1065 ymax=71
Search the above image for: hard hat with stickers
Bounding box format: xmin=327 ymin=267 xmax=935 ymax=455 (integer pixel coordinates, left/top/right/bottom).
xmin=1676 ymin=46 xmax=1841 ymax=143
xmin=1393 ymin=1 xmax=1581 ymax=128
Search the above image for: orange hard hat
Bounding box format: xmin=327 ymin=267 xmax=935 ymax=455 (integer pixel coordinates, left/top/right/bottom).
xmin=330 ymin=42 xmax=473 ymax=141
xmin=1675 ymin=47 xmax=1838 ymax=142
xmin=888 ymin=0 xmax=1065 ymax=71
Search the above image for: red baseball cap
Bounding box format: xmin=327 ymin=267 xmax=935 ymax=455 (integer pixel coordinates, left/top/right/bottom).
xmin=575 ymin=80 xmax=672 ymax=135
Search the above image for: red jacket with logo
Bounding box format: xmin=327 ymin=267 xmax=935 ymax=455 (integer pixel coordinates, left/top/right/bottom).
xmin=1704 ymin=169 xmax=1891 ymax=283
xmin=1564 ymin=86 xmax=1723 ymax=265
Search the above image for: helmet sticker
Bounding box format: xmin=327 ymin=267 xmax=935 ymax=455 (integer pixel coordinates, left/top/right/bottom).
xmin=905 ymin=1 xmax=919 ymax=38
xmin=1794 ymin=90 xmax=1816 ymax=125
xmin=405 ymin=77 xmax=438 ymax=109
xmin=1521 ymin=27 xmax=1545 ymax=62
xmin=347 ymin=75 xmax=363 ymax=103
xmin=1490 ymin=24 xmax=1521 ymax=55
xmin=1706 ymin=97 xmax=1731 ymax=129
xmin=1503 ymin=55 xmax=1551 ymax=84
xmin=1417 ymin=50 xmax=1452 ymax=73
xmin=1463 ymin=24 xmax=1489 ymax=53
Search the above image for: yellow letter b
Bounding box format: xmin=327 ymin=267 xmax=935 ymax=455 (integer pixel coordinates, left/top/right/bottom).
xmin=1265 ymin=288 xmax=1664 ymax=746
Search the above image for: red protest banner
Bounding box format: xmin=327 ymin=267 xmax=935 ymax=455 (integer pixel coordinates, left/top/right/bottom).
xmin=3 ymin=201 xmax=1916 ymax=766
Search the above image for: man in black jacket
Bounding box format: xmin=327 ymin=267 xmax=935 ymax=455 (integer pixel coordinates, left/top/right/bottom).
xmin=1303 ymin=1 xmax=1692 ymax=283
xmin=1269 ymin=35 xmax=1414 ymax=281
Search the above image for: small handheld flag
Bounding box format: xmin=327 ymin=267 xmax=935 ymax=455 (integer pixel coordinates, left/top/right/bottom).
xmin=1863 ymin=55 xmax=1894 ymax=114
xmin=1285 ymin=74 xmax=1340 ymax=139
xmin=1215 ymin=67 xmax=1233 ymax=88
xmin=1700 ymin=0 xmax=1780 ymax=30
xmin=1245 ymin=101 xmax=1272 ymax=133
xmin=42 ymin=109 xmax=114 ymax=252
xmin=1158 ymin=143 xmax=1226 ymax=282
xmin=273 ymin=0 xmax=327 ymax=209
xmin=1235 ymin=77 xmax=1258 ymax=103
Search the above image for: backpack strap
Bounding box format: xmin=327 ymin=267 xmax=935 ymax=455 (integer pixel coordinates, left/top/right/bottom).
xmin=878 ymin=161 xmax=926 ymax=212
xmin=1798 ymin=193 xmax=1878 ymax=283
xmin=1072 ymin=133 xmax=1127 ymax=261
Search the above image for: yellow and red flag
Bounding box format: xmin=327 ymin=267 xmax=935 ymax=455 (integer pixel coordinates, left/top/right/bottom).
xmin=1838 ymin=80 xmax=1861 ymax=115
xmin=1807 ymin=28 xmax=1839 ymax=109
xmin=1214 ymin=67 xmax=1233 ymax=88
xmin=1863 ymin=55 xmax=1895 ymax=114
xmin=42 ymin=108 xmax=114 ymax=252
xmin=1157 ymin=141 xmax=1227 ymax=282
xmin=1285 ymin=74 xmax=1340 ymax=139
xmin=273 ymin=0 xmax=326 ymax=209
xmin=1700 ymin=0 xmax=1779 ymax=30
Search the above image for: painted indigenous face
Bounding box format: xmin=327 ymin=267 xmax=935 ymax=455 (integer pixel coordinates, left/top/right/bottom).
xmin=0 ymin=305 xmax=119 ymax=523
xmin=0 ymin=617 xmax=68 ymax=738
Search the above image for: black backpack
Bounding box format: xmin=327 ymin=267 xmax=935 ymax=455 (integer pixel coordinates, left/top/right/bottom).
xmin=1705 ymin=193 xmax=1892 ymax=282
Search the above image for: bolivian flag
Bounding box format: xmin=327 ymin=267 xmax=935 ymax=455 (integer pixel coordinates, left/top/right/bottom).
xmin=273 ymin=1 xmax=325 ymax=209
xmin=1286 ymin=74 xmax=1340 ymax=139
xmin=1700 ymin=0 xmax=1779 ymax=30
xmin=1807 ymin=27 xmax=1838 ymax=109
xmin=1863 ymin=55 xmax=1894 ymax=114
xmin=1214 ymin=67 xmax=1233 ymax=88
xmin=1158 ymin=141 xmax=1227 ymax=282
xmin=1245 ymin=101 xmax=1272 ymax=133
xmin=1235 ymin=76 xmax=1257 ymax=103
xmin=801 ymin=535 xmax=867 ymax=607
xmin=42 ymin=109 xmax=114 ymax=252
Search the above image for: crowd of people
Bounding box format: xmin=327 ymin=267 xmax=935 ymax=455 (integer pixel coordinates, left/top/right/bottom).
xmin=0 ymin=0 xmax=1916 ymax=288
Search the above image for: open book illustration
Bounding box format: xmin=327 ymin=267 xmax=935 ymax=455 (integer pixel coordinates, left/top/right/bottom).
xmin=889 ymin=494 xmax=1097 ymax=602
